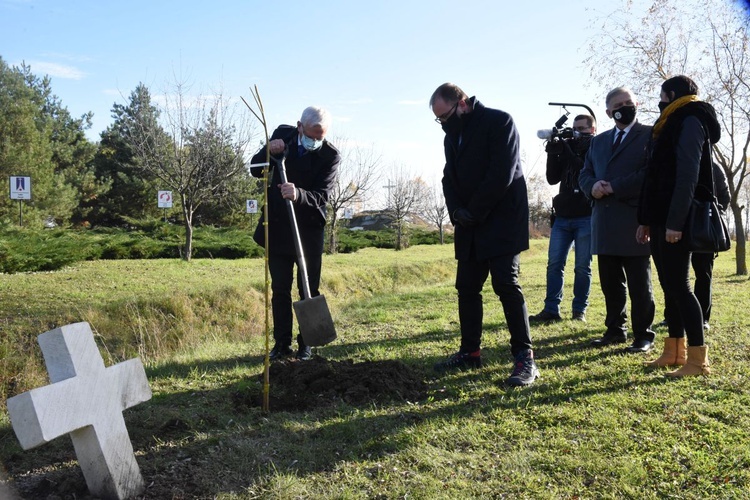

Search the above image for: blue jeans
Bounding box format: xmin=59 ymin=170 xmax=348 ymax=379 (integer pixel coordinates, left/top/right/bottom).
xmin=543 ymin=215 xmax=592 ymax=315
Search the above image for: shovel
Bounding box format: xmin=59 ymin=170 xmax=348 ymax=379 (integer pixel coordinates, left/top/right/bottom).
xmin=277 ymin=156 xmax=337 ymax=347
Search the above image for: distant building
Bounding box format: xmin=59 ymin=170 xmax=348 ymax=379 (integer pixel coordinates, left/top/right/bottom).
xmin=345 ymin=210 xmax=433 ymax=231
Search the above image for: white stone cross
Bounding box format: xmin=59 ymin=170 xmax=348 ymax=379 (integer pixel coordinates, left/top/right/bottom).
xmin=6 ymin=322 xmax=152 ymax=500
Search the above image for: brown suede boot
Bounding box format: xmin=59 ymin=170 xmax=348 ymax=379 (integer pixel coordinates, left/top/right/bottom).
xmin=644 ymin=337 xmax=687 ymax=367
xmin=666 ymin=345 xmax=711 ymax=377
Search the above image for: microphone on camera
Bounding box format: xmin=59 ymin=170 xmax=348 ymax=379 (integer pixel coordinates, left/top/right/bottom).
xmin=537 ymin=129 xmax=554 ymax=140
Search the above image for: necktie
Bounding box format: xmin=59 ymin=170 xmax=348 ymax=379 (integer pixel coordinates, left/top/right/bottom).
xmin=298 ymin=145 xmax=306 ymax=157
xmin=612 ymin=130 xmax=624 ymax=152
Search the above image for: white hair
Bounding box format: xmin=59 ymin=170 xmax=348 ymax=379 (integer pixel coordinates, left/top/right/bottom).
xmin=605 ymin=87 xmax=635 ymax=109
xmin=300 ymin=106 xmax=331 ymax=130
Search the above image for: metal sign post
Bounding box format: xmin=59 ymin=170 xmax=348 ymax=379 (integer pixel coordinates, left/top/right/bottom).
xmin=9 ymin=176 xmax=31 ymax=226
xmin=157 ymin=190 xmax=173 ymax=222
xmin=247 ymin=199 xmax=258 ymax=227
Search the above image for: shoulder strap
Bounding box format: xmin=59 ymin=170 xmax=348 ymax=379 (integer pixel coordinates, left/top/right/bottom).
xmin=694 ymin=123 xmax=717 ymax=201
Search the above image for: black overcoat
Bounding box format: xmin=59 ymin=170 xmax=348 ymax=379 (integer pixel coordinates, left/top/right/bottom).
xmin=250 ymin=125 xmax=340 ymax=256
xmin=441 ymin=99 xmax=529 ymax=261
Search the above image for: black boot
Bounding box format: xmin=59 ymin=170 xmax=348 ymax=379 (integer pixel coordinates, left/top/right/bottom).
xmin=296 ymin=334 xmax=312 ymax=361
xmin=269 ymin=343 xmax=293 ymax=360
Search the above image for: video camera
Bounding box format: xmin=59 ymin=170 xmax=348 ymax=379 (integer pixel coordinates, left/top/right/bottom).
xmin=537 ymin=102 xmax=597 ymax=143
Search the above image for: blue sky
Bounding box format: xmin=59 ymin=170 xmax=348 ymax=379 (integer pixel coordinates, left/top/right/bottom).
xmin=2 ymin=0 xmax=635 ymax=197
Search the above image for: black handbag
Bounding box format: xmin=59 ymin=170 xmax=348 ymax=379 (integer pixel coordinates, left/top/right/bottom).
xmin=684 ymin=197 xmax=730 ymax=253
xmin=683 ymin=139 xmax=731 ymax=253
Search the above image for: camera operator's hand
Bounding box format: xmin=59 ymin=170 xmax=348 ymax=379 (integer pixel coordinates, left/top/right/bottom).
xmin=545 ymin=140 xmax=564 ymax=155
xmin=453 ymin=208 xmax=477 ymax=227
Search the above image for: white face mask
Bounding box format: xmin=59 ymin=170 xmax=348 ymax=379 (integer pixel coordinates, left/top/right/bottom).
xmin=301 ymin=133 xmax=323 ymax=151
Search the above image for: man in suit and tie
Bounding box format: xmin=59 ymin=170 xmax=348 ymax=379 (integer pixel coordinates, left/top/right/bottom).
xmin=250 ymin=106 xmax=340 ymax=361
xmin=579 ymin=87 xmax=656 ymax=353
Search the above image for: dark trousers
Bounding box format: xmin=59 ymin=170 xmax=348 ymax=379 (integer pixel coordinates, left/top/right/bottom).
xmin=597 ymin=254 xmax=655 ymax=341
xmin=663 ymin=252 xmax=715 ymax=323
xmin=691 ymin=252 xmax=715 ymax=321
xmin=650 ymin=228 xmax=704 ymax=346
xmin=269 ymin=251 xmax=322 ymax=348
xmin=455 ymin=253 xmax=532 ymax=356
xmin=662 ymin=252 xmax=715 ymax=324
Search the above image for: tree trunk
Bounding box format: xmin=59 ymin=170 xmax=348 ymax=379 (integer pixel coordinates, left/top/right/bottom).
xmin=181 ymin=199 xmax=194 ymax=262
xmin=731 ymin=204 xmax=747 ymax=275
xmin=328 ymin=214 xmax=339 ymax=254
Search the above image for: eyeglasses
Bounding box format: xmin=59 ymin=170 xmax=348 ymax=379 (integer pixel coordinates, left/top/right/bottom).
xmin=434 ymin=102 xmax=458 ymax=124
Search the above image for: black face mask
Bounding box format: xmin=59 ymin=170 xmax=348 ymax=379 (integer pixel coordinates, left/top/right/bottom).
xmin=441 ymin=110 xmax=463 ymax=136
xmin=612 ymin=105 xmax=636 ymax=126
xmin=658 ymin=101 xmax=670 ymax=112
xmin=573 ymin=135 xmax=593 ymax=155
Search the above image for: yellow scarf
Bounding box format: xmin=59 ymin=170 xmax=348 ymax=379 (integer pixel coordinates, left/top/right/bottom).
xmin=652 ymin=94 xmax=699 ymax=139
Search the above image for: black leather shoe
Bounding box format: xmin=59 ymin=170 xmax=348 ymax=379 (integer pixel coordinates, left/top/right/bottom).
xmin=590 ymin=333 xmax=627 ymax=347
xmin=269 ymin=343 xmax=293 ymax=360
xmin=626 ymin=339 xmax=654 ymax=353
xmin=296 ymin=345 xmax=312 ymax=361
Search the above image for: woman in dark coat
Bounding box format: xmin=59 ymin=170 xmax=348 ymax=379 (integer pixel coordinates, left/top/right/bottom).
xmin=637 ymin=75 xmax=721 ymax=377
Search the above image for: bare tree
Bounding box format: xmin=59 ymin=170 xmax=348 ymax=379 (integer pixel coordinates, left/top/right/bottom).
xmin=421 ymin=180 xmax=449 ymax=244
xmin=387 ymin=165 xmax=429 ymax=250
xmin=527 ymin=172 xmax=553 ymax=237
xmin=129 ymin=79 xmax=255 ymax=260
xmin=584 ymin=0 xmax=750 ymax=274
xmin=326 ymin=137 xmax=382 ymax=253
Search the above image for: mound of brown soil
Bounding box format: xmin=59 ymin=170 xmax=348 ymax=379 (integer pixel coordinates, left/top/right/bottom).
xmin=246 ymin=357 xmax=428 ymax=411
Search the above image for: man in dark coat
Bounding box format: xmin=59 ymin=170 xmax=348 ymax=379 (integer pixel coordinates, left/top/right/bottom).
xmin=579 ymin=87 xmax=656 ymax=353
xmin=430 ymin=82 xmax=539 ymax=387
xmin=250 ymin=106 xmax=340 ymax=361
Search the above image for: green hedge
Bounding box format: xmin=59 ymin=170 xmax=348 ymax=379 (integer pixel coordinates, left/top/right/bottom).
xmin=0 ymin=221 xmax=449 ymax=273
xmin=0 ymin=223 xmax=262 ymax=273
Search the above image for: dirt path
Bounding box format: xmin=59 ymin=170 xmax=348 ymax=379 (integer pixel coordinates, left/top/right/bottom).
xmin=0 ymin=463 xmax=20 ymax=499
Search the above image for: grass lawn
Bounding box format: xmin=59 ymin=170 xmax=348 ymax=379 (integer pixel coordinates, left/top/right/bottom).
xmin=1 ymin=241 xmax=749 ymax=498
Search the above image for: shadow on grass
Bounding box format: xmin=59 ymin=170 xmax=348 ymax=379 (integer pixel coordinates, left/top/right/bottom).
xmin=1 ymin=324 xmax=672 ymax=499
xmin=0 ymin=280 xmax=671 ymax=499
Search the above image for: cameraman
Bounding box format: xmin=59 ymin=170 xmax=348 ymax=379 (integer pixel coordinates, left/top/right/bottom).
xmin=530 ymin=114 xmax=596 ymax=323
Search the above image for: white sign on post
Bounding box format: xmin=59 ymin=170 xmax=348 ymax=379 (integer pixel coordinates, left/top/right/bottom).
xmin=10 ymin=176 xmax=31 ymax=200
xmin=246 ymin=199 xmax=258 ymax=214
xmin=158 ymin=190 xmax=173 ymax=208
